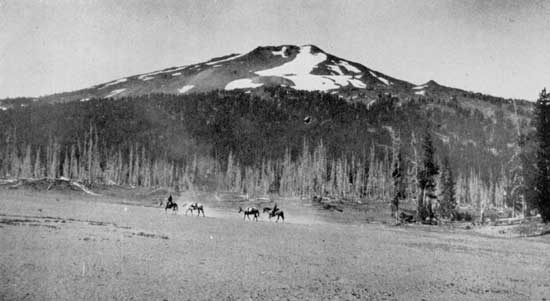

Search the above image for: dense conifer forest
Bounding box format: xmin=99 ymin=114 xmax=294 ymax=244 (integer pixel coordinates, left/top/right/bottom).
xmin=0 ymin=87 xmax=536 ymax=215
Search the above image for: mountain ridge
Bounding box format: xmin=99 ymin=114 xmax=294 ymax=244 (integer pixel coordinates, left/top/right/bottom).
xmin=0 ymin=44 xmax=531 ymax=108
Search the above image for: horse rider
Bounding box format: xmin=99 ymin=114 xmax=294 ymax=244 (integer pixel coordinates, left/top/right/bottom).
xmin=271 ymin=203 xmax=279 ymax=215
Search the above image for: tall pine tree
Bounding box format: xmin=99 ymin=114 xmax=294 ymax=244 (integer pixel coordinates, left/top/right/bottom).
xmin=534 ymin=88 xmax=550 ymax=222
xmin=417 ymin=130 xmax=439 ymax=222
xmin=391 ymin=151 xmax=406 ymax=220
xmin=439 ymin=156 xmax=457 ymax=219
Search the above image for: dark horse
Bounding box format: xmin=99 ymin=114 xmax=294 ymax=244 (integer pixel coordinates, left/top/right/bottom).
xmin=269 ymin=208 xmax=284 ymax=223
xmin=165 ymin=195 xmax=178 ymax=214
xmin=263 ymin=203 xmax=279 ymax=214
xmin=239 ymin=207 xmax=260 ymax=221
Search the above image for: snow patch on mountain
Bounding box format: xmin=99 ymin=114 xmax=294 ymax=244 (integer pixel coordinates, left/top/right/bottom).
xmin=101 ymin=78 xmax=127 ymax=89
xmin=369 ymin=71 xmax=390 ymax=85
xmin=255 ymin=46 xmax=367 ymax=91
xmin=339 ymin=61 xmax=361 ymax=73
xmin=137 ymin=65 xmax=187 ymax=81
xmin=178 ymin=85 xmax=194 ymax=94
xmin=327 ymin=64 xmax=344 ymax=75
xmin=138 ymin=70 xmax=166 ymax=80
xmin=225 ymin=79 xmax=264 ymax=90
xmin=256 ymin=45 xmax=325 ymax=77
xmin=105 ymin=88 xmax=126 ymax=98
xmin=291 ymin=76 xmax=340 ymax=90
xmin=206 ymin=53 xmax=246 ymax=66
xmin=171 ymin=65 xmax=188 ymax=72
xmin=413 ymin=84 xmax=428 ymax=90
xmin=415 ymin=90 xmax=426 ymax=96
xmin=349 ymin=78 xmax=367 ymax=88
xmin=272 ymin=47 xmax=288 ymax=58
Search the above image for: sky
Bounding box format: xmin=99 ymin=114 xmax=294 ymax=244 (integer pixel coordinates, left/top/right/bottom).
xmin=1 ymin=0 xmax=549 ymax=101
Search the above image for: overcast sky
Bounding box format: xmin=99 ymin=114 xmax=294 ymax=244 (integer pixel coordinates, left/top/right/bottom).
xmin=1 ymin=0 xmax=549 ymax=100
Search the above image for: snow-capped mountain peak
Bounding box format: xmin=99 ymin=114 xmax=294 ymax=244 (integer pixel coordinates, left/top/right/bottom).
xmin=32 ymin=44 xmax=448 ymax=103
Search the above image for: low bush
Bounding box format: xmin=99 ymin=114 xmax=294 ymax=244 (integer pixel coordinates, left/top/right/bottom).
xmin=454 ymin=210 xmax=473 ymax=222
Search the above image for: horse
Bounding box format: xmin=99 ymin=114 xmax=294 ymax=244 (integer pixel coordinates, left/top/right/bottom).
xmin=268 ymin=208 xmax=284 ymax=223
xmin=192 ymin=203 xmax=205 ymax=217
xmin=165 ymin=202 xmax=178 ymax=214
xmin=185 ymin=202 xmax=205 ymax=217
xmin=239 ymin=207 xmax=260 ymax=221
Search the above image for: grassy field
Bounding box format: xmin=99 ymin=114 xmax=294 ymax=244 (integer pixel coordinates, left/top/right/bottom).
xmin=1 ymin=188 xmax=549 ymax=300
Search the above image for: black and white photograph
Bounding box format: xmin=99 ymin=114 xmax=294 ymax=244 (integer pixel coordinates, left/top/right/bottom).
xmin=1 ymin=0 xmax=550 ymax=299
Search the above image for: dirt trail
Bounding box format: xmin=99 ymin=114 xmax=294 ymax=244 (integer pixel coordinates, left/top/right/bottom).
xmin=1 ymin=191 xmax=549 ymax=300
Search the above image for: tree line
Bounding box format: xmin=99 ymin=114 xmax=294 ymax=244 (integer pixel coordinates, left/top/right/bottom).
xmin=0 ymin=87 xmax=545 ymax=222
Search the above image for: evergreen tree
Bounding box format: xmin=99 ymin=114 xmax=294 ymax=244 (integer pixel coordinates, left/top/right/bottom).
xmin=391 ymin=151 xmax=406 ymax=219
xmin=390 ymin=130 xmax=406 ymax=220
xmin=417 ymin=130 xmax=439 ymax=221
xmin=439 ymin=157 xmax=457 ymax=219
xmin=534 ymin=88 xmax=550 ymax=222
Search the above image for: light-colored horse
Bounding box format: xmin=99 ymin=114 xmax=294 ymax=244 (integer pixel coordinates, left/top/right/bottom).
xmin=184 ymin=202 xmax=205 ymax=216
xmin=239 ymin=207 xmax=260 ymax=221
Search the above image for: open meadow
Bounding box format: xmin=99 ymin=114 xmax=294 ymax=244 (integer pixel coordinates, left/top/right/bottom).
xmin=1 ymin=187 xmax=549 ymax=300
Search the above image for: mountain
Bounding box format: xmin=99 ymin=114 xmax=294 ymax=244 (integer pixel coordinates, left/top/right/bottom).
xmin=1 ymin=44 xmax=529 ymax=108
xmin=0 ymin=44 xmax=538 ymax=207
xmin=33 ymin=44 xmax=411 ymax=103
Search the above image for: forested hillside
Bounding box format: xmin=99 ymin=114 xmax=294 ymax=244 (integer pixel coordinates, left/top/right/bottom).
xmin=0 ymin=87 xmax=534 ymax=210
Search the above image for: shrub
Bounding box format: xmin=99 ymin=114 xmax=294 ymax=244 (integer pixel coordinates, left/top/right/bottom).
xmin=455 ymin=210 xmax=473 ymax=222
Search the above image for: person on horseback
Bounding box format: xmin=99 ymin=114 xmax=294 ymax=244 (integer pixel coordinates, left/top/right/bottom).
xmin=167 ymin=194 xmax=173 ymax=206
xmin=271 ymin=203 xmax=279 ymax=215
